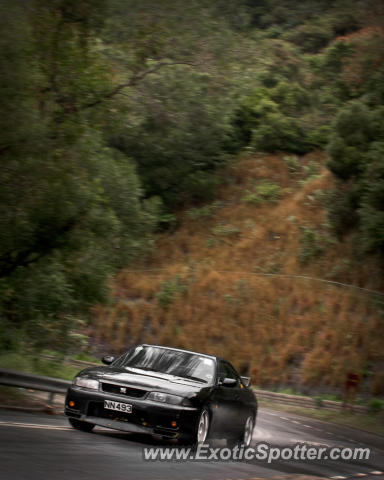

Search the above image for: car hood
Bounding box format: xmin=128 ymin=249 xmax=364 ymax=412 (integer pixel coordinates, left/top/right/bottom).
xmin=76 ymin=366 xmax=210 ymax=397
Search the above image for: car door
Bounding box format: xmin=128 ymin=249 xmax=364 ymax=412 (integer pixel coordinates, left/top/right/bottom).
xmin=210 ymin=360 xmax=246 ymax=437
xmin=224 ymin=361 xmax=249 ymax=426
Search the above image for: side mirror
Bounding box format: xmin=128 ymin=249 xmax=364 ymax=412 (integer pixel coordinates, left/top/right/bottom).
xmin=102 ymin=355 xmax=115 ymax=365
xmin=241 ymin=376 xmax=251 ymax=387
xmin=221 ymin=377 xmax=237 ymax=387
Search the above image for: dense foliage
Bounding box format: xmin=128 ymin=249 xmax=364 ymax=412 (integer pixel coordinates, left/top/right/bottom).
xmin=0 ymin=0 xmax=241 ymax=351
xmin=1 ymin=0 xmax=383 ymax=392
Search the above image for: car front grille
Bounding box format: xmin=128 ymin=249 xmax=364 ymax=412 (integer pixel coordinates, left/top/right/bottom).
xmin=101 ymin=382 xmax=147 ymax=398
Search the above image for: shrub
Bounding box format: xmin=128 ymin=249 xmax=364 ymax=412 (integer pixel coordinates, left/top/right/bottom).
xmin=327 ymin=186 xmax=360 ymax=239
xmin=326 ymin=102 xmax=384 ymax=255
xmin=327 ymin=101 xmax=379 ymax=180
xmin=211 ymin=223 xmax=241 ymax=237
xmin=298 ymin=160 xmax=321 ymax=186
xmin=358 ymin=142 xmax=384 ymax=254
xmin=251 ymin=112 xmax=310 ymax=153
xmin=270 ymin=82 xmax=310 ymax=115
xmin=284 ymin=155 xmax=300 ymax=174
xmin=187 ymin=201 xmax=223 ymax=221
xmin=242 ymin=180 xmax=282 ymax=205
xmin=298 ymin=225 xmax=326 ymax=265
xmin=233 ymin=86 xmax=314 ymax=155
xmin=283 ymin=21 xmax=333 ymax=53
xmin=155 ymin=275 xmax=188 ymax=309
xmin=368 ymin=398 xmax=384 ymax=414
xmin=306 ymin=125 xmax=332 ymax=148
xmin=205 ymin=237 xmax=216 ymax=248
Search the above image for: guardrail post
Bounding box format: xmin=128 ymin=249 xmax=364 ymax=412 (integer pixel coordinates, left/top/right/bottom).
xmin=44 ymin=392 xmax=56 ymax=414
xmin=48 ymin=392 xmax=55 ymax=406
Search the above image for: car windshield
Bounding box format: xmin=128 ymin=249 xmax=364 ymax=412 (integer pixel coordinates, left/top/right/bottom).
xmin=113 ymin=346 xmax=215 ymax=384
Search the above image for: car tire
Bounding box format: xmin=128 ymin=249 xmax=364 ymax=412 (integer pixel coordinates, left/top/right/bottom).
xmin=226 ymin=413 xmax=254 ymax=448
xmin=196 ymin=408 xmax=210 ymax=445
xmin=179 ymin=408 xmax=210 ymax=447
xmin=242 ymin=414 xmax=255 ymax=447
xmin=68 ymin=417 xmax=95 ymax=432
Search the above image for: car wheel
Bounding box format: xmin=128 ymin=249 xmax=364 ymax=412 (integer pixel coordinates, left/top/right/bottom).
xmin=226 ymin=413 xmax=254 ymax=448
xmin=242 ymin=414 xmax=254 ymax=447
xmin=68 ymin=417 xmax=94 ymax=432
xmin=196 ymin=409 xmax=210 ymax=445
xmin=178 ymin=409 xmax=210 ymax=447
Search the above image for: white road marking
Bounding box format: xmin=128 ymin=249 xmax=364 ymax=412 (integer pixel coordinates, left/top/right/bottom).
xmin=354 ymin=474 xmax=367 ymax=477
xmin=0 ymin=421 xmax=118 ymax=433
xmin=338 ymin=436 xmax=358 ymax=444
xmin=290 ymin=439 xmax=331 ymax=447
xmin=0 ymin=421 xmax=72 ymax=431
xmin=370 ymin=472 xmax=384 ymax=475
xmin=329 ymin=476 xmax=347 ymax=479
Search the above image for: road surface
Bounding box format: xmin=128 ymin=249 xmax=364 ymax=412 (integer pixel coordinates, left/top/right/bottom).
xmin=0 ymin=406 xmax=383 ymax=480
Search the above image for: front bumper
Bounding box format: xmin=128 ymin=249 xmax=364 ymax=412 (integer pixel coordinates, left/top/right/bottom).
xmin=65 ymin=386 xmax=199 ymax=439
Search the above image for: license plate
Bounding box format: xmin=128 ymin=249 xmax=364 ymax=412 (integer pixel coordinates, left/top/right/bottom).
xmin=104 ymin=400 xmax=132 ymax=413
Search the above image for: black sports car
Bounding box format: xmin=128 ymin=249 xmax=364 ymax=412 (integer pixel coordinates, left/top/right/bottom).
xmin=65 ymin=344 xmax=257 ymax=446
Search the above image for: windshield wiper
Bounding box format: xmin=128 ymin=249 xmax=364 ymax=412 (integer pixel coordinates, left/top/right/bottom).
xmin=124 ymin=366 xmax=161 ymax=374
xmin=173 ymin=375 xmax=206 ymax=384
xmin=124 ymin=367 xmax=176 ymax=378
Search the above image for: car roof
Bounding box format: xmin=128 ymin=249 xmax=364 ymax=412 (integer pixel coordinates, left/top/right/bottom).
xmin=140 ymin=344 xmax=218 ymax=361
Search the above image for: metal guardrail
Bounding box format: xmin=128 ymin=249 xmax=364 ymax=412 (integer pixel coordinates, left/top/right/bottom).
xmin=0 ymin=368 xmax=71 ymax=408
xmin=0 ymin=367 xmax=369 ymax=414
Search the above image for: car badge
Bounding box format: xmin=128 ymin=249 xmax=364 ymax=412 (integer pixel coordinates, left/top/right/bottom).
xmin=120 ymin=387 xmax=127 ymax=394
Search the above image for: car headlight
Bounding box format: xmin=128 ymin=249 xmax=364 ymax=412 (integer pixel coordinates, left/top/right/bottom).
xmin=147 ymin=391 xmax=191 ymax=406
xmin=74 ymin=377 xmax=99 ymax=390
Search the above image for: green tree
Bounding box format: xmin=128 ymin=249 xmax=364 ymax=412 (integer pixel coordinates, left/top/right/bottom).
xmin=107 ymin=65 xmax=234 ymax=207
xmin=0 ymin=0 xmax=158 ymax=352
xmin=327 ymin=102 xmax=384 ymax=256
xmin=232 ymin=86 xmax=311 ymax=154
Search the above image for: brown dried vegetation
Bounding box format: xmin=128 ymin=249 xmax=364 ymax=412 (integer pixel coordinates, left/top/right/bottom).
xmin=94 ymin=153 xmax=384 ymax=393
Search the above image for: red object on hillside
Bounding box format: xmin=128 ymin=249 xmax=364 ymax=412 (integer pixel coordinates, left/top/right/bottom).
xmin=346 ymin=372 xmax=360 ymax=388
xmin=342 ymin=372 xmax=361 ymax=411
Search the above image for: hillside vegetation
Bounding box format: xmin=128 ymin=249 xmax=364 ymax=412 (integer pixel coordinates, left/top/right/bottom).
xmin=1 ymin=1 xmax=383 ymax=397
xmin=95 ymin=152 xmax=384 ymax=395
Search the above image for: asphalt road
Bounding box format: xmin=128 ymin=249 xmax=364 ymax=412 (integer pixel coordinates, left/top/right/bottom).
xmin=0 ymin=406 xmax=383 ymax=480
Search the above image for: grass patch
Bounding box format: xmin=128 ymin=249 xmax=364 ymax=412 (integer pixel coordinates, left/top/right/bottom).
xmin=242 ymin=180 xmax=282 ymax=205
xmin=211 ymin=222 xmax=241 ymax=237
xmin=0 ymin=352 xmax=85 ymax=381
xmin=0 ymin=350 xmax=98 ymax=408
xmin=187 ymin=201 xmax=223 ymax=221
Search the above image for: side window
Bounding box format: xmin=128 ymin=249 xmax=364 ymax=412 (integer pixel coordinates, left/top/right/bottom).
xmin=225 ymin=362 xmax=241 ymax=386
xmin=217 ymin=361 xmax=227 ymax=382
xmin=218 ymin=361 xmax=240 ymax=386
